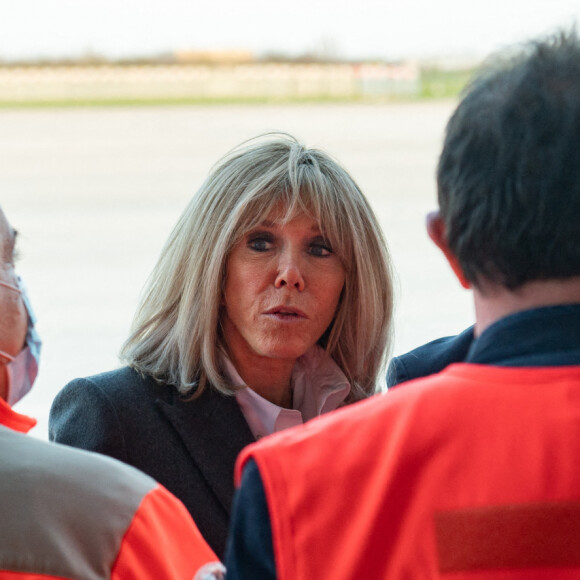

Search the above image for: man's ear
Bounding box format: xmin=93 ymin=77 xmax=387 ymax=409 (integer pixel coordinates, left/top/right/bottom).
xmin=426 ymin=211 xmax=471 ymax=289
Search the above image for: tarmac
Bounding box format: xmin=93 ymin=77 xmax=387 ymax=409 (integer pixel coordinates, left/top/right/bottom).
xmin=0 ymin=101 xmax=473 ymax=438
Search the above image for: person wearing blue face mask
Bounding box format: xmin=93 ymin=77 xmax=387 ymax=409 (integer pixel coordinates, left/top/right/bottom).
xmin=0 ymin=206 xmax=221 ymax=579
xmin=0 ymin=277 xmax=41 ymax=406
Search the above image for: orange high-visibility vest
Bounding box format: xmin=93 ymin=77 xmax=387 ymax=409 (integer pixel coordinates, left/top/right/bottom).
xmin=0 ymin=398 xmax=218 ymax=580
xmin=237 ymin=363 xmax=580 ymax=579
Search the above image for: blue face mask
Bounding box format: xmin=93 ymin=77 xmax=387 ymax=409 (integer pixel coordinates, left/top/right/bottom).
xmin=0 ymin=277 xmax=42 ymax=406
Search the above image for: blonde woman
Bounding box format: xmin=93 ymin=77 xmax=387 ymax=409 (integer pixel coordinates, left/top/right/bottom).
xmin=49 ymin=133 xmax=393 ymax=557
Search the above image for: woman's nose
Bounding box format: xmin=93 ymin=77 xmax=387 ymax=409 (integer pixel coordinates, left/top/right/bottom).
xmin=274 ymin=250 xmax=305 ymax=291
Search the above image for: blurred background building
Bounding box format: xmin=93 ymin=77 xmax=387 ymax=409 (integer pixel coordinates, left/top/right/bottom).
xmin=0 ymin=52 xmax=424 ymax=105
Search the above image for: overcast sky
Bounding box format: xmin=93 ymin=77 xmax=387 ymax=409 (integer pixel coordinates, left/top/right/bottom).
xmin=2 ymin=0 xmax=580 ymax=61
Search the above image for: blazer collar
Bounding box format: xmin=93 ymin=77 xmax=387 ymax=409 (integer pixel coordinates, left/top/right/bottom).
xmin=156 ymin=386 xmax=255 ymax=514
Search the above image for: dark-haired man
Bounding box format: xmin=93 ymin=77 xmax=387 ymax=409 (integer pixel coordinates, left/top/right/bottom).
xmin=224 ymin=30 xmax=580 ymax=578
xmin=0 ymin=205 xmax=220 ymax=579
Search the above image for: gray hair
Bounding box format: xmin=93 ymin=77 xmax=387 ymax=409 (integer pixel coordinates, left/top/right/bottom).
xmin=121 ymin=133 xmax=394 ymax=401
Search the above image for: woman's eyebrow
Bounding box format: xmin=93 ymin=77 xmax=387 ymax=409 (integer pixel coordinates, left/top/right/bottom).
xmin=253 ymin=220 xmax=322 ymax=233
xmin=256 ymin=220 xmax=275 ymax=228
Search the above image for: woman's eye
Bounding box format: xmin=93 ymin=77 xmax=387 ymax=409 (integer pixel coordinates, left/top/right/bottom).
xmin=309 ymin=242 xmax=333 ymax=257
xmin=247 ymin=237 xmax=273 ymax=252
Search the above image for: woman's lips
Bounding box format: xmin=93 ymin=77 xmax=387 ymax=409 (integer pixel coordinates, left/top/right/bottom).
xmin=263 ymin=306 xmax=308 ymax=319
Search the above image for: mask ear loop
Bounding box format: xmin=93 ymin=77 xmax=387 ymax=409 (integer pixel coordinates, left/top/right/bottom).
xmin=0 ymin=280 xmax=21 ymax=294
xmin=0 ymin=351 xmax=14 ymax=363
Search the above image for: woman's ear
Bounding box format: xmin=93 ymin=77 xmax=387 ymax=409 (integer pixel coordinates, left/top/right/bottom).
xmin=426 ymin=211 xmax=471 ymax=289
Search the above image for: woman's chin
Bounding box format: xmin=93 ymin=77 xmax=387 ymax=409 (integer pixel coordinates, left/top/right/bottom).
xmin=254 ymin=341 xmax=313 ymax=363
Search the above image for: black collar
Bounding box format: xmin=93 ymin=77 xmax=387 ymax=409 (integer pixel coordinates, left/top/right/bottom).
xmin=466 ymin=304 xmax=580 ymax=367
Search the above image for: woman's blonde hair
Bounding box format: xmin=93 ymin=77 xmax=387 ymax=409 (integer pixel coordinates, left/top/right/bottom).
xmin=121 ymin=133 xmax=394 ymax=401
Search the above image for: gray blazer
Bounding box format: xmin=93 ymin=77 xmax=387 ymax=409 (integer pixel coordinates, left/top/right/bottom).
xmin=49 ymin=366 xmax=255 ymax=558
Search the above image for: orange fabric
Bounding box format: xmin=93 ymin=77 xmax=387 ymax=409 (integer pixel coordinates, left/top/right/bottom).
xmin=112 ymin=483 xmax=218 ymax=580
xmin=0 ymin=398 xmax=36 ymax=433
xmin=237 ymin=363 xmax=580 ymax=579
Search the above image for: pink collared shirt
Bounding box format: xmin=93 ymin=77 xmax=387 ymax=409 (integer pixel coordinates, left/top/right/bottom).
xmin=223 ymin=345 xmax=351 ymax=440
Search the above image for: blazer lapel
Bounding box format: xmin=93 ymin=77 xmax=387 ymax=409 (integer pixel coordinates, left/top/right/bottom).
xmin=156 ymin=387 xmax=255 ymax=514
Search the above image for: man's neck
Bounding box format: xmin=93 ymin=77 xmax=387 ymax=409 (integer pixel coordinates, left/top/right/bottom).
xmin=473 ymin=276 xmax=580 ymax=337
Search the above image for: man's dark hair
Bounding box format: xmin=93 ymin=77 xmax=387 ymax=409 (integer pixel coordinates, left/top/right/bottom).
xmin=437 ymin=29 xmax=580 ymax=289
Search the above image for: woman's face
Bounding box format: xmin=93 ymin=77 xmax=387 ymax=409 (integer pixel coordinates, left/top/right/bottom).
xmin=222 ymin=208 xmax=345 ymax=370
